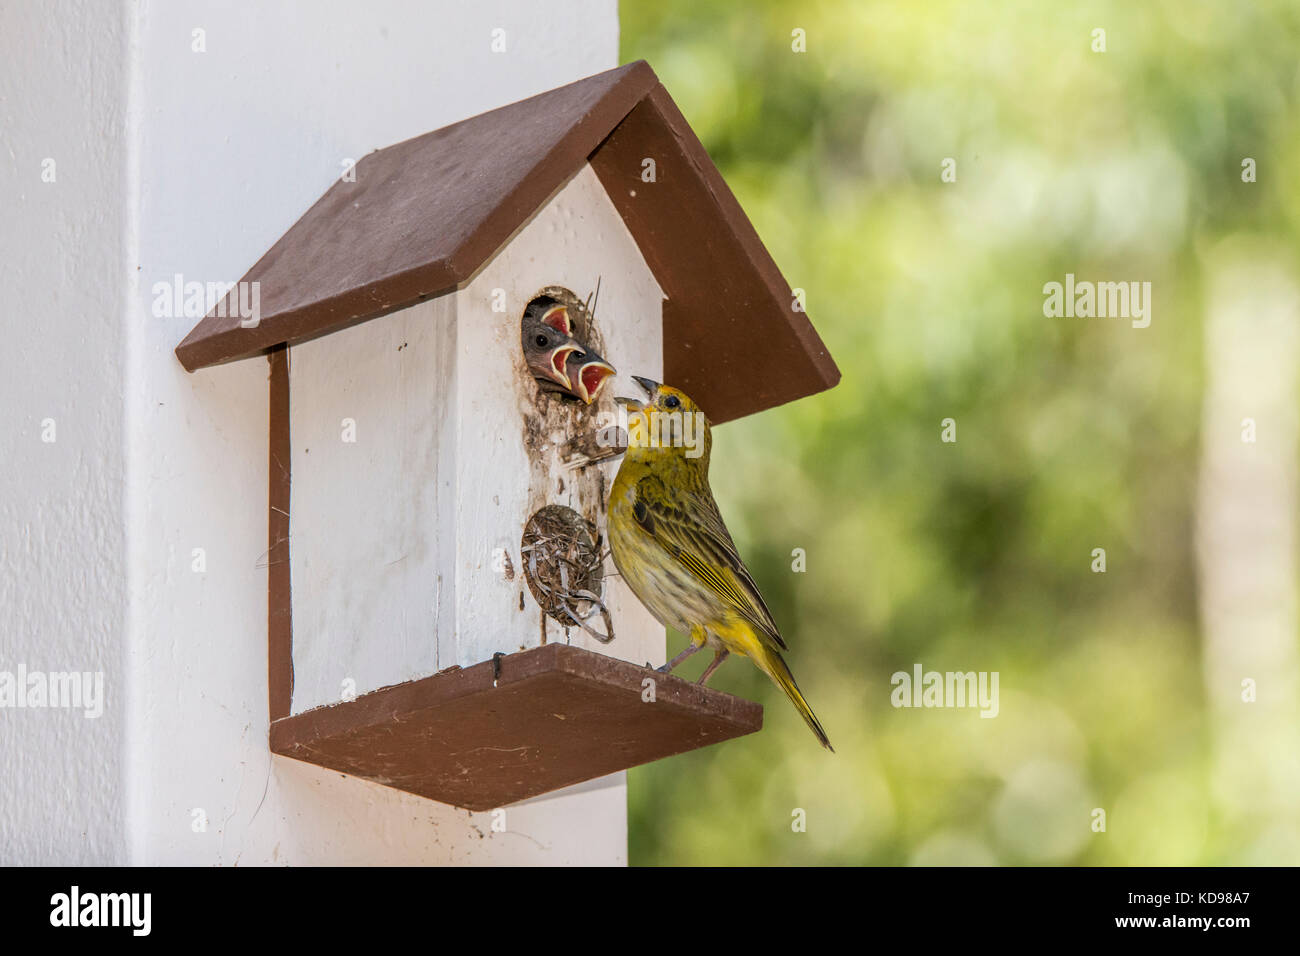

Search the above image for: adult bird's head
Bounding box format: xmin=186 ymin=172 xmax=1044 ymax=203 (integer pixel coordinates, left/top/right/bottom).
xmin=615 ymin=376 xmax=712 ymax=467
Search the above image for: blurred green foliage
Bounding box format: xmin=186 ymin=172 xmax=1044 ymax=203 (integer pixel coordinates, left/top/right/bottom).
xmin=621 ymin=0 xmax=1300 ymax=864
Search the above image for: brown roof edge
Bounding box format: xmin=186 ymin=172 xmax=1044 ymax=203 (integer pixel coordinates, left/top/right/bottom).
xmin=175 ymin=61 xmax=658 ymax=372
xmin=648 ymin=85 xmax=841 ymax=393
xmin=175 ymin=59 xmax=841 ymax=424
xmin=591 ymin=84 xmax=840 ymax=423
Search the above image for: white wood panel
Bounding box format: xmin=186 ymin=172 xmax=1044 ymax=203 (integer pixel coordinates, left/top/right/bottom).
xmin=457 ymin=163 xmax=666 ymax=669
xmin=288 ymin=297 xmax=453 ymax=713
xmin=288 ymin=163 xmax=665 ymax=715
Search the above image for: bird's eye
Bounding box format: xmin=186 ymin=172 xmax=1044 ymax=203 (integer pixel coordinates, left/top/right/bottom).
xmin=663 ymin=394 xmax=681 ymax=409
xmin=535 ymin=334 xmax=549 ymax=347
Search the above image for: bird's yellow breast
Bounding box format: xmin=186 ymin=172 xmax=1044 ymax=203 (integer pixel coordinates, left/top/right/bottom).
xmin=608 ymin=463 xmax=725 ymax=637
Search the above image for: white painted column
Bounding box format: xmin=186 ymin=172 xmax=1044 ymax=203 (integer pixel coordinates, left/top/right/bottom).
xmin=0 ymin=0 xmax=131 ymax=866
xmin=4 ymin=0 xmax=632 ymax=865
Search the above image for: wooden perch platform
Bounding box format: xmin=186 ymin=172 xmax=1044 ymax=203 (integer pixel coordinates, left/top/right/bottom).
xmin=269 ymin=643 xmax=763 ymax=810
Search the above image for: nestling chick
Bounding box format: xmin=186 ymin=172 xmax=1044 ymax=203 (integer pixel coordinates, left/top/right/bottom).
xmin=521 ymin=297 xmax=616 ymax=404
xmin=528 ymin=297 xmax=574 ymax=336
xmin=565 ymin=347 xmax=616 ymax=404
xmin=521 ymin=312 xmax=585 ymax=392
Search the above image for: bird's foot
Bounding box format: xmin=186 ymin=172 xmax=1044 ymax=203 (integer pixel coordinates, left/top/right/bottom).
xmin=696 ymin=649 xmax=730 ymax=685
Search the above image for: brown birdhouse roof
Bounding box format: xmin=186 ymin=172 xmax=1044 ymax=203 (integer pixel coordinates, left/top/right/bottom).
xmin=175 ymin=60 xmax=839 ymax=423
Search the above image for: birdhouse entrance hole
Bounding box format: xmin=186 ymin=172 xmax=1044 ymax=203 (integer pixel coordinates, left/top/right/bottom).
xmin=521 ymin=285 xmax=617 ymax=406
xmin=521 ymin=504 xmax=612 ymax=643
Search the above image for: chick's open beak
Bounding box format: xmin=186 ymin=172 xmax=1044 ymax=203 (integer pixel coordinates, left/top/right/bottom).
xmin=575 ymin=359 xmax=615 ymax=404
xmin=546 ymin=345 xmax=582 ymax=387
xmin=541 ymin=305 xmax=572 ymax=336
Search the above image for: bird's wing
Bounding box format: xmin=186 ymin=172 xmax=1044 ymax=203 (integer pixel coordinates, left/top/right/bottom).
xmin=632 ymin=474 xmax=788 ymax=652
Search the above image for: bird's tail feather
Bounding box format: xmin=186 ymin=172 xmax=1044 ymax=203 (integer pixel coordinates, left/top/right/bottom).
xmin=757 ymin=648 xmax=834 ymax=752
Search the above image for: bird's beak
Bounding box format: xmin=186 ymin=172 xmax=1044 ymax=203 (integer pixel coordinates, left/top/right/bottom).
xmin=617 ymin=376 xmax=659 ymax=411
xmin=546 ymin=345 xmax=582 ymax=387
xmin=575 ymin=359 xmax=615 ymax=404
xmin=632 ymin=376 xmax=660 ymax=398
xmin=541 ymin=305 xmax=572 ymax=336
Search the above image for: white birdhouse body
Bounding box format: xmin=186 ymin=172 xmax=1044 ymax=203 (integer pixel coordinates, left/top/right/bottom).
xmin=173 ymin=62 xmax=834 ymax=807
xmin=286 ymin=164 xmax=664 ymax=714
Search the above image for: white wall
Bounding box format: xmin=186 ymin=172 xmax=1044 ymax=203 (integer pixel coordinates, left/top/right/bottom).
xmin=4 ymin=0 xmax=630 ymax=865
xmin=0 ymin=0 xmax=130 ymax=866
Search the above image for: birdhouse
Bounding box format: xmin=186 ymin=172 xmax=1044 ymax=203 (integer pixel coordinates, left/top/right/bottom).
xmin=175 ymin=60 xmax=839 ymax=811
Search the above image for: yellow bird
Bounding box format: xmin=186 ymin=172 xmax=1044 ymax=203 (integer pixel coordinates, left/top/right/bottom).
xmin=609 ymin=376 xmax=833 ymax=751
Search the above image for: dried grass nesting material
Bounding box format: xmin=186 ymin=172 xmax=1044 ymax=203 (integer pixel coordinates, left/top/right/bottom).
xmin=520 ymin=504 xmax=614 ymax=643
